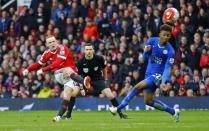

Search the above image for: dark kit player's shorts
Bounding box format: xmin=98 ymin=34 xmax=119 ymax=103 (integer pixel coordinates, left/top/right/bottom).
xmin=91 ymin=80 xmax=107 ymax=95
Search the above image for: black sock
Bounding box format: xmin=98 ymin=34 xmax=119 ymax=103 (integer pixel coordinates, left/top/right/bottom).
xmin=57 ymin=99 xmax=69 ymax=116
xmin=70 ymin=74 xmax=83 ymax=84
xmin=110 ymin=98 xmax=119 ymax=107
xmin=110 ymin=98 xmax=123 ymax=113
xmin=66 ymin=97 xmax=76 ymax=118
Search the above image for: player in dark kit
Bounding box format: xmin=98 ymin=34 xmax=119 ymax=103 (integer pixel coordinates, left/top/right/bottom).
xmin=64 ymin=44 xmax=127 ymax=119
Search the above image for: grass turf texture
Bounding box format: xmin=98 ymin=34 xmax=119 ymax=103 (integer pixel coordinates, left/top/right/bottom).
xmin=0 ymin=110 xmax=209 ymax=131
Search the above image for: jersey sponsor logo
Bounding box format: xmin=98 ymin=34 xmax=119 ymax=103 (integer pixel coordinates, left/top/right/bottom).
xmin=94 ymin=66 xmax=98 ymax=71
xmin=151 ymin=55 xmax=162 ymax=64
xmin=83 ymin=68 xmax=89 ymax=73
xmin=60 ymin=50 xmax=65 ymax=55
xmin=163 ymin=50 xmax=168 ymax=54
xmin=169 ymin=58 xmax=174 ymax=64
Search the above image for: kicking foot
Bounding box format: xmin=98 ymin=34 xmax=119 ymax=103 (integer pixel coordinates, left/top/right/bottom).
xmin=52 ymin=116 xmax=61 ymax=122
xmin=173 ymin=109 xmax=180 ymax=122
xmin=84 ymin=76 xmax=91 ymax=89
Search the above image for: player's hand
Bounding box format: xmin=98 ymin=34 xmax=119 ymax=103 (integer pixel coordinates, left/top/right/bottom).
xmin=37 ymin=69 xmax=43 ymax=75
xmin=144 ymin=45 xmax=152 ymax=52
xmin=23 ymin=69 xmax=29 ymax=76
xmin=80 ymin=89 xmax=86 ymax=96
xmin=160 ymin=83 xmax=166 ymax=90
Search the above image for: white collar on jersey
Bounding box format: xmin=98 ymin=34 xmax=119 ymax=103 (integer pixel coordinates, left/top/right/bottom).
xmin=157 ymin=43 xmax=166 ymax=48
xmin=49 ymin=49 xmax=58 ymax=54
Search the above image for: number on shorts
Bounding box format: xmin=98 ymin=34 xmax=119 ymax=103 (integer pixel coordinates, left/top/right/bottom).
xmin=152 ymin=73 xmax=162 ymax=80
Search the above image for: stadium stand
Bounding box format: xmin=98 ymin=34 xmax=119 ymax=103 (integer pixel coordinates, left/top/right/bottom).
xmin=0 ymin=0 xmax=208 ymax=98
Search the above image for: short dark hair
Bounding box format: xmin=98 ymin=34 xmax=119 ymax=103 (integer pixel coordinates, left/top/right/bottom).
xmin=84 ymin=43 xmax=94 ymax=47
xmin=160 ymin=24 xmax=172 ymax=32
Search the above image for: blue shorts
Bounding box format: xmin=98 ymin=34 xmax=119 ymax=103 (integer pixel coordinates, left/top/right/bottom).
xmin=143 ymin=73 xmax=162 ymax=93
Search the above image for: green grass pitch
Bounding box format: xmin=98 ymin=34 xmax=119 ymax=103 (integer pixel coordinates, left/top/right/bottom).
xmin=0 ymin=110 xmax=209 ymax=131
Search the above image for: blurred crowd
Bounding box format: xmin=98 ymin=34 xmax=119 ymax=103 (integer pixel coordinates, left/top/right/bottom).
xmin=0 ymin=0 xmax=208 ymax=99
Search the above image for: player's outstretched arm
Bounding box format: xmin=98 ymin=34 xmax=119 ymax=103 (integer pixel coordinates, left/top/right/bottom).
xmin=22 ymin=62 xmax=42 ymax=76
xmin=143 ymin=38 xmax=154 ymax=63
xmin=142 ymin=46 xmax=151 ymax=63
xmin=41 ymin=58 xmax=65 ymax=73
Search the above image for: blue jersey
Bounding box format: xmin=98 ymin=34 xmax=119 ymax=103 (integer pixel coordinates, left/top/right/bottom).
xmin=143 ymin=37 xmax=175 ymax=84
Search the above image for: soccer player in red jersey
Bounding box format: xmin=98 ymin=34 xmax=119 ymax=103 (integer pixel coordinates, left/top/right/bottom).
xmin=22 ymin=36 xmax=91 ymax=122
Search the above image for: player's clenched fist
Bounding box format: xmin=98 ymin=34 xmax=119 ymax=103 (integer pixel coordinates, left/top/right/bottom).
xmin=144 ymin=45 xmax=152 ymax=52
xmin=37 ymin=69 xmax=43 ymax=75
xmin=22 ymin=69 xmax=29 ymax=76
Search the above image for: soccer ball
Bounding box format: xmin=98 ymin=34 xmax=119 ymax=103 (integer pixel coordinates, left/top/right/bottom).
xmin=162 ymin=7 xmax=179 ymax=24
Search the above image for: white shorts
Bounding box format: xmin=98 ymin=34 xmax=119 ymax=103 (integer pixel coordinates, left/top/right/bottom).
xmin=54 ymin=67 xmax=79 ymax=89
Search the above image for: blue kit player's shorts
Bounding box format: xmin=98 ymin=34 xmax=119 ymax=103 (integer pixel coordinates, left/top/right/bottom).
xmin=143 ymin=73 xmax=162 ymax=93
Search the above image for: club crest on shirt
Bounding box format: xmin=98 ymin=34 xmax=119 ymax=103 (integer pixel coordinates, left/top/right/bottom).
xmin=163 ymin=50 xmax=168 ymax=54
xmin=94 ymin=66 xmax=98 ymax=71
xmin=83 ymin=68 xmax=89 ymax=73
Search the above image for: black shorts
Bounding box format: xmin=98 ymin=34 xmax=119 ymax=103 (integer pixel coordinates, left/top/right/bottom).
xmin=91 ymin=80 xmax=107 ymax=96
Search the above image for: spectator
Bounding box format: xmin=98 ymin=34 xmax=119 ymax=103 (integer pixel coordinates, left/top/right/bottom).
xmin=175 ymin=45 xmax=187 ymax=64
xmin=201 ymin=68 xmax=208 ymax=83
xmin=197 ymin=8 xmax=209 ymax=29
xmin=83 ymin=19 xmax=99 ymax=40
xmin=199 ymin=48 xmax=209 ymax=68
xmin=186 ymin=44 xmax=201 ymax=71
xmin=51 ymin=1 xmax=70 ymax=22
xmin=98 ymin=12 xmax=111 ymax=38
xmin=0 ymin=11 xmax=11 ymax=42
xmin=37 ymin=86 xmax=51 ymax=98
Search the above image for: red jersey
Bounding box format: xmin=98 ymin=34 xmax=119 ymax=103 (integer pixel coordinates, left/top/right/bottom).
xmin=27 ymin=45 xmax=77 ymax=73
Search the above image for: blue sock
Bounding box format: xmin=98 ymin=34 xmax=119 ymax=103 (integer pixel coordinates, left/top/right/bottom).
xmin=149 ymin=99 xmax=175 ymax=115
xmin=117 ymin=89 xmax=138 ymax=111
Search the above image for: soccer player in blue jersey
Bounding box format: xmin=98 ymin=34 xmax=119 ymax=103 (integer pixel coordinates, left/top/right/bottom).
xmin=110 ymin=24 xmax=180 ymax=122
